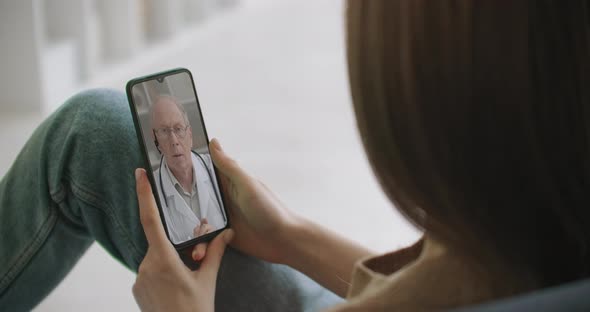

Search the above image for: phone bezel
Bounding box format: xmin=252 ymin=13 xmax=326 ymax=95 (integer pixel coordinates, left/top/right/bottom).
xmin=126 ymin=67 xmax=230 ymax=250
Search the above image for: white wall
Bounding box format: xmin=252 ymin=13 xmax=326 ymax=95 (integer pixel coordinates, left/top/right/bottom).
xmin=0 ymin=0 xmax=239 ymax=113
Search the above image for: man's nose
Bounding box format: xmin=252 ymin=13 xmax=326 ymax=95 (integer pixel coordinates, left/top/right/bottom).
xmin=169 ymin=131 xmax=180 ymax=143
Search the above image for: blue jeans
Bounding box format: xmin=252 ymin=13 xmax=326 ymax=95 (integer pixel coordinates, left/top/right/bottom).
xmin=0 ymin=89 xmax=341 ymax=311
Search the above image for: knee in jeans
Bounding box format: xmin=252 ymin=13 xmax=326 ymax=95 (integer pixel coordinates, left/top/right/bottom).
xmin=48 ymin=88 xmax=143 ymax=206
xmin=58 ymin=88 xmax=137 ymax=149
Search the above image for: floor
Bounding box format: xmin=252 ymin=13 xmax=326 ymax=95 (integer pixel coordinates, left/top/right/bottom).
xmin=0 ymin=1 xmax=420 ymax=311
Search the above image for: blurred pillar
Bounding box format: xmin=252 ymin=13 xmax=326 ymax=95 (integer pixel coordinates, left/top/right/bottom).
xmin=146 ymin=0 xmax=181 ymax=41
xmin=44 ymin=0 xmax=101 ymax=81
xmin=97 ymin=0 xmax=142 ymax=61
xmin=0 ymin=1 xmax=44 ymax=112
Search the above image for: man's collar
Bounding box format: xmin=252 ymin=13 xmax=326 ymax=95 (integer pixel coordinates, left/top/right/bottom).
xmin=163 ymin=159 xmax=196 ymax=193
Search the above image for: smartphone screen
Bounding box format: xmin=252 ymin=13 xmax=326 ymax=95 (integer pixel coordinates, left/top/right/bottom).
xmin=127 ymin=68 xmax=228 ymax=247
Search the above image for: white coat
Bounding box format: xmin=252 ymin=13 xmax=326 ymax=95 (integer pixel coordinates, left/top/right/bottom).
xmin=154 ymin=152 xmax=226 ymax=244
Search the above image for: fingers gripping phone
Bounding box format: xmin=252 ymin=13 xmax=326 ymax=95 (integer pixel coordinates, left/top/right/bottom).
xmin=126 ymin=68 xmax=229 ymax=269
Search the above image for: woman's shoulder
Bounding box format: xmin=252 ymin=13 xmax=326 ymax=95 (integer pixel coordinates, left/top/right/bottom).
xmin=339 ymin=236 xmax=503 ymax=311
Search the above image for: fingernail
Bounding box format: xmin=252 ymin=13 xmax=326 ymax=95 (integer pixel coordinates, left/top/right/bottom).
xmin=213 ymin=139 xmax=223 ymax=151
xmin=192 ymin=249 xmax=198 ymax=261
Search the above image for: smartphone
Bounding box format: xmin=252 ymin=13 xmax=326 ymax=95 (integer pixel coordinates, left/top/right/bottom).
xmin=126 ymin=68 xmax=229 ymax=253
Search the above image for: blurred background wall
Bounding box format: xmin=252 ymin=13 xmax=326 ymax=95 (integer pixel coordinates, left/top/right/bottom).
xmin=0 ymin=1 xmax=421 ymax=311
xmin=0 ymin=0 xmax=237 ymax=113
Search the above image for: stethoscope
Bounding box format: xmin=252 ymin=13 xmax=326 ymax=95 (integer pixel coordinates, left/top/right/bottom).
xmin=158 ymin=150 xmax=226 ymax=222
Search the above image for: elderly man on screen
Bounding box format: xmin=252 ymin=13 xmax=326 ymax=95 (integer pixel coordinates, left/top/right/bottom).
xmin=150 ymin=95 xmax=226 ymax=244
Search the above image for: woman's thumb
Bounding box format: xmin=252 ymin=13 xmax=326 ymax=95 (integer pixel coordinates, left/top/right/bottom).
xmin=196 ymin=229 xmax=234 ymax=279
xmin=209 ymin=139 xmax=245 ymax=182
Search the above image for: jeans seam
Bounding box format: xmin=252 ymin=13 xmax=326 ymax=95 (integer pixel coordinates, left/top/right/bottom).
xmin=61 ymin=173 xmax=144 ymax=266
xmin=0 ymin=207 xmax=58 ymax=296
xmin=49 ymin=184 xmax=86 ymax=230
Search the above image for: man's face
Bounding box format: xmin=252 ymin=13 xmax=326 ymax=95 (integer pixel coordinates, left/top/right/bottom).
xmin=152 ymin=98 xmax=193 ymax=171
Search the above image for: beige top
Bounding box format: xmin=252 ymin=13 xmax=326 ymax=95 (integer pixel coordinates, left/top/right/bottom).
xmin=329 ymin=237 xmax=526 ymax=311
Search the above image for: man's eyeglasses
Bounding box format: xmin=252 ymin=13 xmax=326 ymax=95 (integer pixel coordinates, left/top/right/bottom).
xmin=153 ymin=125 xmax=190 ymax=139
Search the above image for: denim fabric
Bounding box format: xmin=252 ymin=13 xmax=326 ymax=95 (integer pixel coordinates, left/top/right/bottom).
xmin=0 ymin=89 xmax=342 ymax=311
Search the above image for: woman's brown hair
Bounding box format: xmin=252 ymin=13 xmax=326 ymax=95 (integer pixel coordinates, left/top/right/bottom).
xmin=347 ymin=0 xmax=590 ymax=288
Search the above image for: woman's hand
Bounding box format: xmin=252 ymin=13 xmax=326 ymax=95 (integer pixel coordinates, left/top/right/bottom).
xmin=209 ymin=139 xmax=301 ymax=264
xmin=132 ymin=168 xmax=233 ymax=312
xmin=208 ymin=139 xmax=374 ymax=297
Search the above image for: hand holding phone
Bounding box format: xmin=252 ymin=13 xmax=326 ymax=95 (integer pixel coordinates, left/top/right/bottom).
xmin=133 ymin=168 xmax=233 ymax=312
xmin=205 ymin=139 xmax=301 ymax=265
